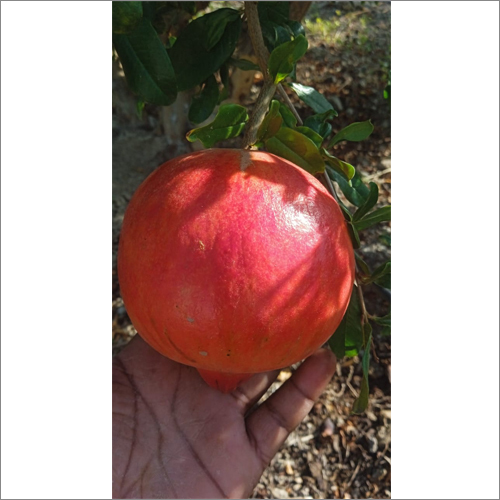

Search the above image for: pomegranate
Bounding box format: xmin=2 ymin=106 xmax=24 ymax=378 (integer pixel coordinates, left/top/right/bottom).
xmin=118 ymin=149 xmax=355 ymax=392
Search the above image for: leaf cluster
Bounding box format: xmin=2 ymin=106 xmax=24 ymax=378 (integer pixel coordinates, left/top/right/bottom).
xmin=113 ymin=2 xmax=243 ymax=112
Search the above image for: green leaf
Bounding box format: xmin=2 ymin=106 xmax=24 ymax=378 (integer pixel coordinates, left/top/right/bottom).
xmin=177 ymin=1 xmax=197 ymax=15
xmin=260 ymin=1 xmax=290 ymax=24
xmin=113 ymin=18 xmax=177 ymax=106
xmin=353 ymin=182 xmax=379 ymax=221
xmin=327 ymin=167 xmax=370 ymax=207
xmin=256 ymin=100 xmax=283 ymax=143
xmin=228 ymin=57 xmax=260 ymax=71
xmin=328 ymin=325 xmax=346 ymax=360
xmin=347 ymin=222 xmax=361 ymax=249
xmin=217 ymin=63 xmax=230 ymax=104
xmin=258 ymin=2 xmax=292 ymax=51
xmin=306 ymin=120 xmax=331 ymax=140
xmin=328 ymin=120 xmax=374 ymax=147
xmin=188 ymin=75 xmax=219 ymax=124
xmin=257 ymin=2 xmax=304 ymax=52
xmin=355 ymin=253 xmax=371 ymax=276
xmin=113 ymin=1 xmax=143 ymax=34
xmin=265 ymin=127 xmax=325 ymax=175
xmin=352 ymin=327 xmax=372 ymax=414
xmin=329 ymin=285 xmax=363 ymax=359
xmin=304 ymin=109 xmax=337 ymax=138
xmin=220 ymin=62 xmax=230 ymax=89
xmin=360 ymin=261 xmax=391 ymax=288
xmin=258 ymin=15 xmax=280 ymax=51
xmin=323 ymin=150 xmax=355 ymax=181
xmin=372 ymin=312 xmax=391 ymax=328
xmin=205 ymin=8 xmax=241 ymax=51
xmin=136 ymin=99 xmax=145 ymax=120
xmin=285 ymin=20 xmax=305 ymax=38
xmin=275 ymin=25 xmax=292 ymax=46
xmin=371 ymin=261 xmax=391 ymax=284
xmin=268 ymin=35 xmax=308 ymax=84
xmin=384 ymin=76 xmax=391 ymax=102
xmin=295 ymin=126 xmax=323 ymax=149
xmin=218 ymin=87 xmax=229 ymax=104
xmin=360 ymin=261 xmax=391 ymax=289
xmin=259 ymin=2 xmax=290 ymax=23
xmin=375 ymin=271 xmax=391 ymax=290
xmin=165 ymin=36 xmax=177 ymax=49
xmin=338 ymin=201 xmax=353 ymax=222
xmin=186 ymin=104 xmax=248 ymax=148
xmin=278 ymin=103 xmax=297 ymax=128
xmin=363 ymin=321 xmax=372 ymax=350
xmin=169 ymin=9 xmax=242 ymax=91
xmin=376 ymin=312 xmax=391 ymax=336
xmin=379 ymin=233 xmax=391 ymax=247
xmin=353 ymin=206 xmax=391 ymax=231
xmin=141 ymin=1 xmax=161 ymax=21
xmin=288 ymin=82 xmax=337 ymax=114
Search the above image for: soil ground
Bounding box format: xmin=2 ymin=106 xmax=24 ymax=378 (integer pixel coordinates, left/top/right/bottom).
xmin=112 ymin=2 xmax=391 ymax=498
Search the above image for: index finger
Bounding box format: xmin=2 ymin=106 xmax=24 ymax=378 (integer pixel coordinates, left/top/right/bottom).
xmin=244 ymin=347 xmax=336 ymax=468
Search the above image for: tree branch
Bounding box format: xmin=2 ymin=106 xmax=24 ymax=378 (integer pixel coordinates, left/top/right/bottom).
xmin=242 ymin=2 xmax=276 ymax=149
xmin=245 ymin=1 xmax=269 ymax=72
xmin=242 ymin=2 xmax=306 ymax=147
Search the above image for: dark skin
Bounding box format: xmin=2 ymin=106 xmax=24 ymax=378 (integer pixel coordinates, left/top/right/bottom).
xmin=113 ymin=335 xmax=336 ymax=499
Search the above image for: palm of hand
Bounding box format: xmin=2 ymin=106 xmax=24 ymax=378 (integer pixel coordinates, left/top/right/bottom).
xmin=113 ymin=336 xmax=336 ymax=499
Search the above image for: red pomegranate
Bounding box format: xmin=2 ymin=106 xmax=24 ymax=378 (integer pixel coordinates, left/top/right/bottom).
xmin=118 ymin=149 xmax=354 ymax=392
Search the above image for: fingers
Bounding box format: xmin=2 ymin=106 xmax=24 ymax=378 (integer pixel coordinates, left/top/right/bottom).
xmin=230 ymin=369 xmax=281 ymax=415
xmin=244 ymin=348 xmax=336 ymax=468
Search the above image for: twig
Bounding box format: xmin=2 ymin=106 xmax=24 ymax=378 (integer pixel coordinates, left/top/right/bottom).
xmin=354 ymin=276 xmax=369 ymax=347
xmin=356 ymin=276 xmax=379 ymax=361
xmin=345 ymin=459 xmax=362 ymax=490
xmin=364 ymin=166 xmax=391 ymax=182
xmin=377 ymin=436 xmax=391 ymax=461
xmin=356 ymin=280 xmax=368 ymax=325
xmin=331 ymin=364 xmax=354 ymax=398
xmin=322 ymin=169 xmax=342 ymax=205
xmin=346 ymin=378 xmax=359 ymax=398
xmin=277 ymin=84 xmax=303 ymax=125
xmin=371 ymin=337 xmax=380 ymax=363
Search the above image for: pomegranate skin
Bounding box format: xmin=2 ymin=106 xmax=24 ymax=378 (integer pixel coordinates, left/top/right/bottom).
xmin=118 ymin=149 xmax=354 ymax=390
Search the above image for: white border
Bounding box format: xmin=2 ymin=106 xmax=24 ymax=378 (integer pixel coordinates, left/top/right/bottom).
xmin=392 ymin=2 xmax=499 ymax=499
xmin=1 ymin=2 xmax=112 ymax=498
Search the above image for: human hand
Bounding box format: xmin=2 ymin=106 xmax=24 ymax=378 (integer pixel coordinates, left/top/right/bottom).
xmin=113 ymin=335 xmax=336 ymax=499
